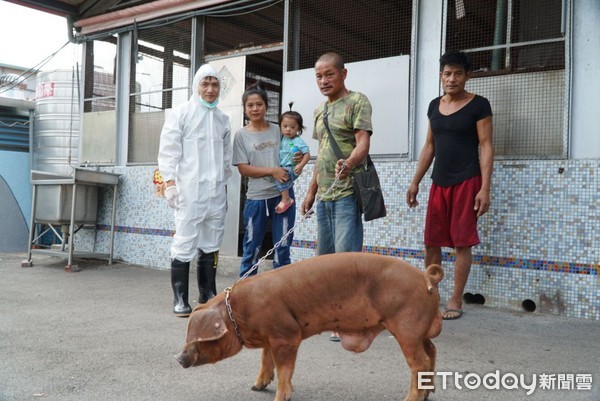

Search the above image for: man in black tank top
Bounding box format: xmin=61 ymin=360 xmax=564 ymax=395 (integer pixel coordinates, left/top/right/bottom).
xmin=406 ymin=51 xmax=494 ymax=320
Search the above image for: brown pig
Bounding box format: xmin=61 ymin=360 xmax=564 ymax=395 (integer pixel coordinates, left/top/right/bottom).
xmin=175 ymin=252 xmax=444 ymax=401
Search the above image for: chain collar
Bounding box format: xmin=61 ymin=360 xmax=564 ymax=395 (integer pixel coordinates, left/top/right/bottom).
xmin=224 ymin=287 xmax=244 ymax=345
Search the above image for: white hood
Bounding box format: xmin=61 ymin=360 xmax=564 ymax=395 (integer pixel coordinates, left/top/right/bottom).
xmin=191 ymin=64 xmax=220 ymax=104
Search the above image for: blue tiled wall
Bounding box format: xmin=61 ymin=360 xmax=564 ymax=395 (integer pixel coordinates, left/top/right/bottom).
xmin=75 ymin=160 xmax=599 ymax=320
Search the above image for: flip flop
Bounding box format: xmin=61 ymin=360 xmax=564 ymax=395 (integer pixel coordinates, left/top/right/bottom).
xmin=329 ymin=333 xmax=341 ymax=342
xmin=442 ymin=308 xmax=463 ymax=320
xmin=275 ymin=198 xmax=294 ymax=214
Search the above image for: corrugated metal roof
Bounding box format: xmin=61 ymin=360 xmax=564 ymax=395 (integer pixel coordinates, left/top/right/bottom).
xmin=6 ymin=0 xmax=174 ymax=19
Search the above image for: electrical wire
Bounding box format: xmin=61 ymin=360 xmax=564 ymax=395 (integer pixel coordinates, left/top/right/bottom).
xmin=203 ymin=0 xmax=283 ymax=18
xmin=0 ymin=0 xmax=283 ymax=93
xmin=0 ymin=120 xmax=29 ymax=127
xmin=0 ymin=41 xmax=71 ymax=95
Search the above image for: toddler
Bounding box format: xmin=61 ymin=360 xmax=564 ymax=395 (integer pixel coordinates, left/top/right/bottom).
xmin=275 ymin=107 xmax=310 ymax=213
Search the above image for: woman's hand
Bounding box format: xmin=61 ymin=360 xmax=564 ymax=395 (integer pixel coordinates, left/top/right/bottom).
xmin=271 ymin=167 xmax=289 ymax=183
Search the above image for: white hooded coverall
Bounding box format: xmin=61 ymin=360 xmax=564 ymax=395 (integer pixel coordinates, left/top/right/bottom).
xmin=157 ymin=64 xmax=232 ymax=262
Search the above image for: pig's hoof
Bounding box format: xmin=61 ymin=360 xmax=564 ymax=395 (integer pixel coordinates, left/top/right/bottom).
xmin=252 ymin=373 xmax=274 ymax=391
xmin=274 ymin=391 xmax=292 ymax=401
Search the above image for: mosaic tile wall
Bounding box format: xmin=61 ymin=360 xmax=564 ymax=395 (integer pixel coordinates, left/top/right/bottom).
xmin=75 ymin=160 xmax=599 ymax=320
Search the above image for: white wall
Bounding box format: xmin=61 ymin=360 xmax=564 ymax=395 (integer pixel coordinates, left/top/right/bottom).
xmin=282 ymin=56 xmax=410 ymax=156
xmin=570 ymin=0 xmax=600 ymax=159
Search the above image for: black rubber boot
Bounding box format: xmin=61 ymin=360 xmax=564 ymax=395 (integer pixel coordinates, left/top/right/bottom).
xmin=197 ymin=251 xmax=218 ymax=304
xmin=171 ymin=259 xmax=192 ymax=317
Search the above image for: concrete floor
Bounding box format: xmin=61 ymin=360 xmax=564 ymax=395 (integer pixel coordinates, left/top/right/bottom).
xmin=0 ymin=252 xmax=598 ymax=401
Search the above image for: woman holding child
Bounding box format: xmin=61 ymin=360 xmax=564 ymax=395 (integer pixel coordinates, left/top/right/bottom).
xmin=232 ymin=82 xmax=308 ymax=277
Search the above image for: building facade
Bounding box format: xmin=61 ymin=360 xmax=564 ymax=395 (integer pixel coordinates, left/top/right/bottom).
xmin=64 ymin=0 xmax=598 ymax=319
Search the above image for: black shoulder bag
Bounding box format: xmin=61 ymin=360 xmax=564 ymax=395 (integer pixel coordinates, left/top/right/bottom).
xmin=322 ymin=103 xmax=387 ymax=222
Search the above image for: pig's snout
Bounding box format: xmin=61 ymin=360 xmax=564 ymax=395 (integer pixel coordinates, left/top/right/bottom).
xmin=175 ymin=352 xmax=192 ymax=368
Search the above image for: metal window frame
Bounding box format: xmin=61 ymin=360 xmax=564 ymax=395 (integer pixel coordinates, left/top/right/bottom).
xmin=441 ymin=0 xmax=571 ymax=160
xmin=125 ymin=20 xmax=194 ymax=165
xmin=81 ymin=38 xmax=119 ymax=106
xmin=129 ymin=21 xmax=193 ymax=111
xmin=78 ymin=38 xmax=121 ymax=166
xmin=116 ymin=31 xmax=132 ymax=166
xmin=407 ymin=0 xmax=419 ymax=162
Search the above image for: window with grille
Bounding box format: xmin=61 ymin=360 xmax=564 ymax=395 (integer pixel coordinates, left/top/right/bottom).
xmin=81 ymin=38 xmax=118 ymax=164
xmin=445 ymin=0 xmax=567 ymax=158
xmin=284 ymin=0 xmax=413 ymax=156
xmin=83 ymin=38 xmax=117 ymax=113
xmin=205 ymin=3 xmax=285 ymax=124
xmin=127 ymin=19 xmax=192 ymax=164
xmin=204 ymin=3 xmax=284 ymax=56
xmin=286 ymin=0 xmax=412 ymax=71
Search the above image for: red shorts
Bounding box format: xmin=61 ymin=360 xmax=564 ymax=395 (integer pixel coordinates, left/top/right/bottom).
xmin=424 ymin=175 xmax=481 ymax=248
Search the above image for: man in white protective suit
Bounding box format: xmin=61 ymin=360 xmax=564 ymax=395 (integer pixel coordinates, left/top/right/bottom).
xmin=158 ymin=64 xmax=232 ymax=317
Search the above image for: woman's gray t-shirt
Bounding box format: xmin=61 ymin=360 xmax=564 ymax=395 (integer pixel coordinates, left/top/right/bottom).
xmin=232 ymin=122 xmax=281 ymax=200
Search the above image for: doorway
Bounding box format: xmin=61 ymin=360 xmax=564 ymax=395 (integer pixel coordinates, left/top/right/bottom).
xmin=238 ymin=51 xmax=283 ymax=259
xmin=206 ymin=50 xmax=283 ymax=259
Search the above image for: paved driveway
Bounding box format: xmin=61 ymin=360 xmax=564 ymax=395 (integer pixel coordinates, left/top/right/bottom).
xmin=0 ymin=253 xmax=598 ymax=401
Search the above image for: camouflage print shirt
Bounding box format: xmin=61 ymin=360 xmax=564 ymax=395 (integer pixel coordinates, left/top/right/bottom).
xmin=312 ymin=91 xmax=373 ymax=201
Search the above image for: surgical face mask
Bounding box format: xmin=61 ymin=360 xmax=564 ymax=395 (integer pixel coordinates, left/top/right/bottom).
xmin=199 ymin=97 xmax=219 ymax=109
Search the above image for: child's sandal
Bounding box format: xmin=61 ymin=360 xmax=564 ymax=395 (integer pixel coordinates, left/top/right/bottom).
xmin=275 ymin=198 xmax=294 ymax=214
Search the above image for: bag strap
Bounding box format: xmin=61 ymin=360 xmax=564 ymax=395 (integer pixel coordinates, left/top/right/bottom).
xmin=323 ymin=102 xmax=372 ymax=170
xmin=322 ymin=102 xmax=345 ymax=160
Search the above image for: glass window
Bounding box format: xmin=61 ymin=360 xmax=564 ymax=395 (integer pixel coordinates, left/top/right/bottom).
xmin=83 ymin=38 xmax=117 ymax=113
xmin=81 ymin=38 xmax=118 ymax=165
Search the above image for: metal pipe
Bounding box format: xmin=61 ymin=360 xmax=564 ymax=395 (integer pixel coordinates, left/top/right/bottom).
xmin=282 ymin=0 xmax=289 ymax=73
xmin=115 ymin=32 xmax=132 ymax=167
xmin=67 ymin=16 xmax=77 ymax=43
xmin=25 ymin=184 xmax=37 ymax=265
xmin=109 ymin=184 xmax=118 ymax=265
xmin=492 ymin=0 xmax=507 ymax=71
xmin=560 ymin=0 xmax=567 ymax=35
xmin=67 ymin=182 xmax=77 ymax=268
xmin=292 ymin=0 xmax=301 ymax=71
xmin=191 ymin=15 xmax=206 ymax=85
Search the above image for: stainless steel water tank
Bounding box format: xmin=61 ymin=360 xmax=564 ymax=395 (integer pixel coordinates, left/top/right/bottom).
xmin=34 ymin=69 xmax=80 ymax=176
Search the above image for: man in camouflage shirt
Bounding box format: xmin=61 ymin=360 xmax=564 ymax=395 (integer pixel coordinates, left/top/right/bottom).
xmin=302 ymin=51 xmax=373 ymax=256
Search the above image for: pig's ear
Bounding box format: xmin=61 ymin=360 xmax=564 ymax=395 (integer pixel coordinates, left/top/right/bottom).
xmin=187 ymin=308 xmax=229 ymax=342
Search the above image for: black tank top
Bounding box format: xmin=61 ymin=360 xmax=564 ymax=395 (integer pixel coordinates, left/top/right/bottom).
xmin=427 ymin=95 xmax=492 ymax=187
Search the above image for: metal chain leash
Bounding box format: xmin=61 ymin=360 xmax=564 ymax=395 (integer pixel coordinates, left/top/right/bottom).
xmin=224 ymin=287 xmax=245 ymax=344
xmin=237 ymin=163 xmax=348 ymax=282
